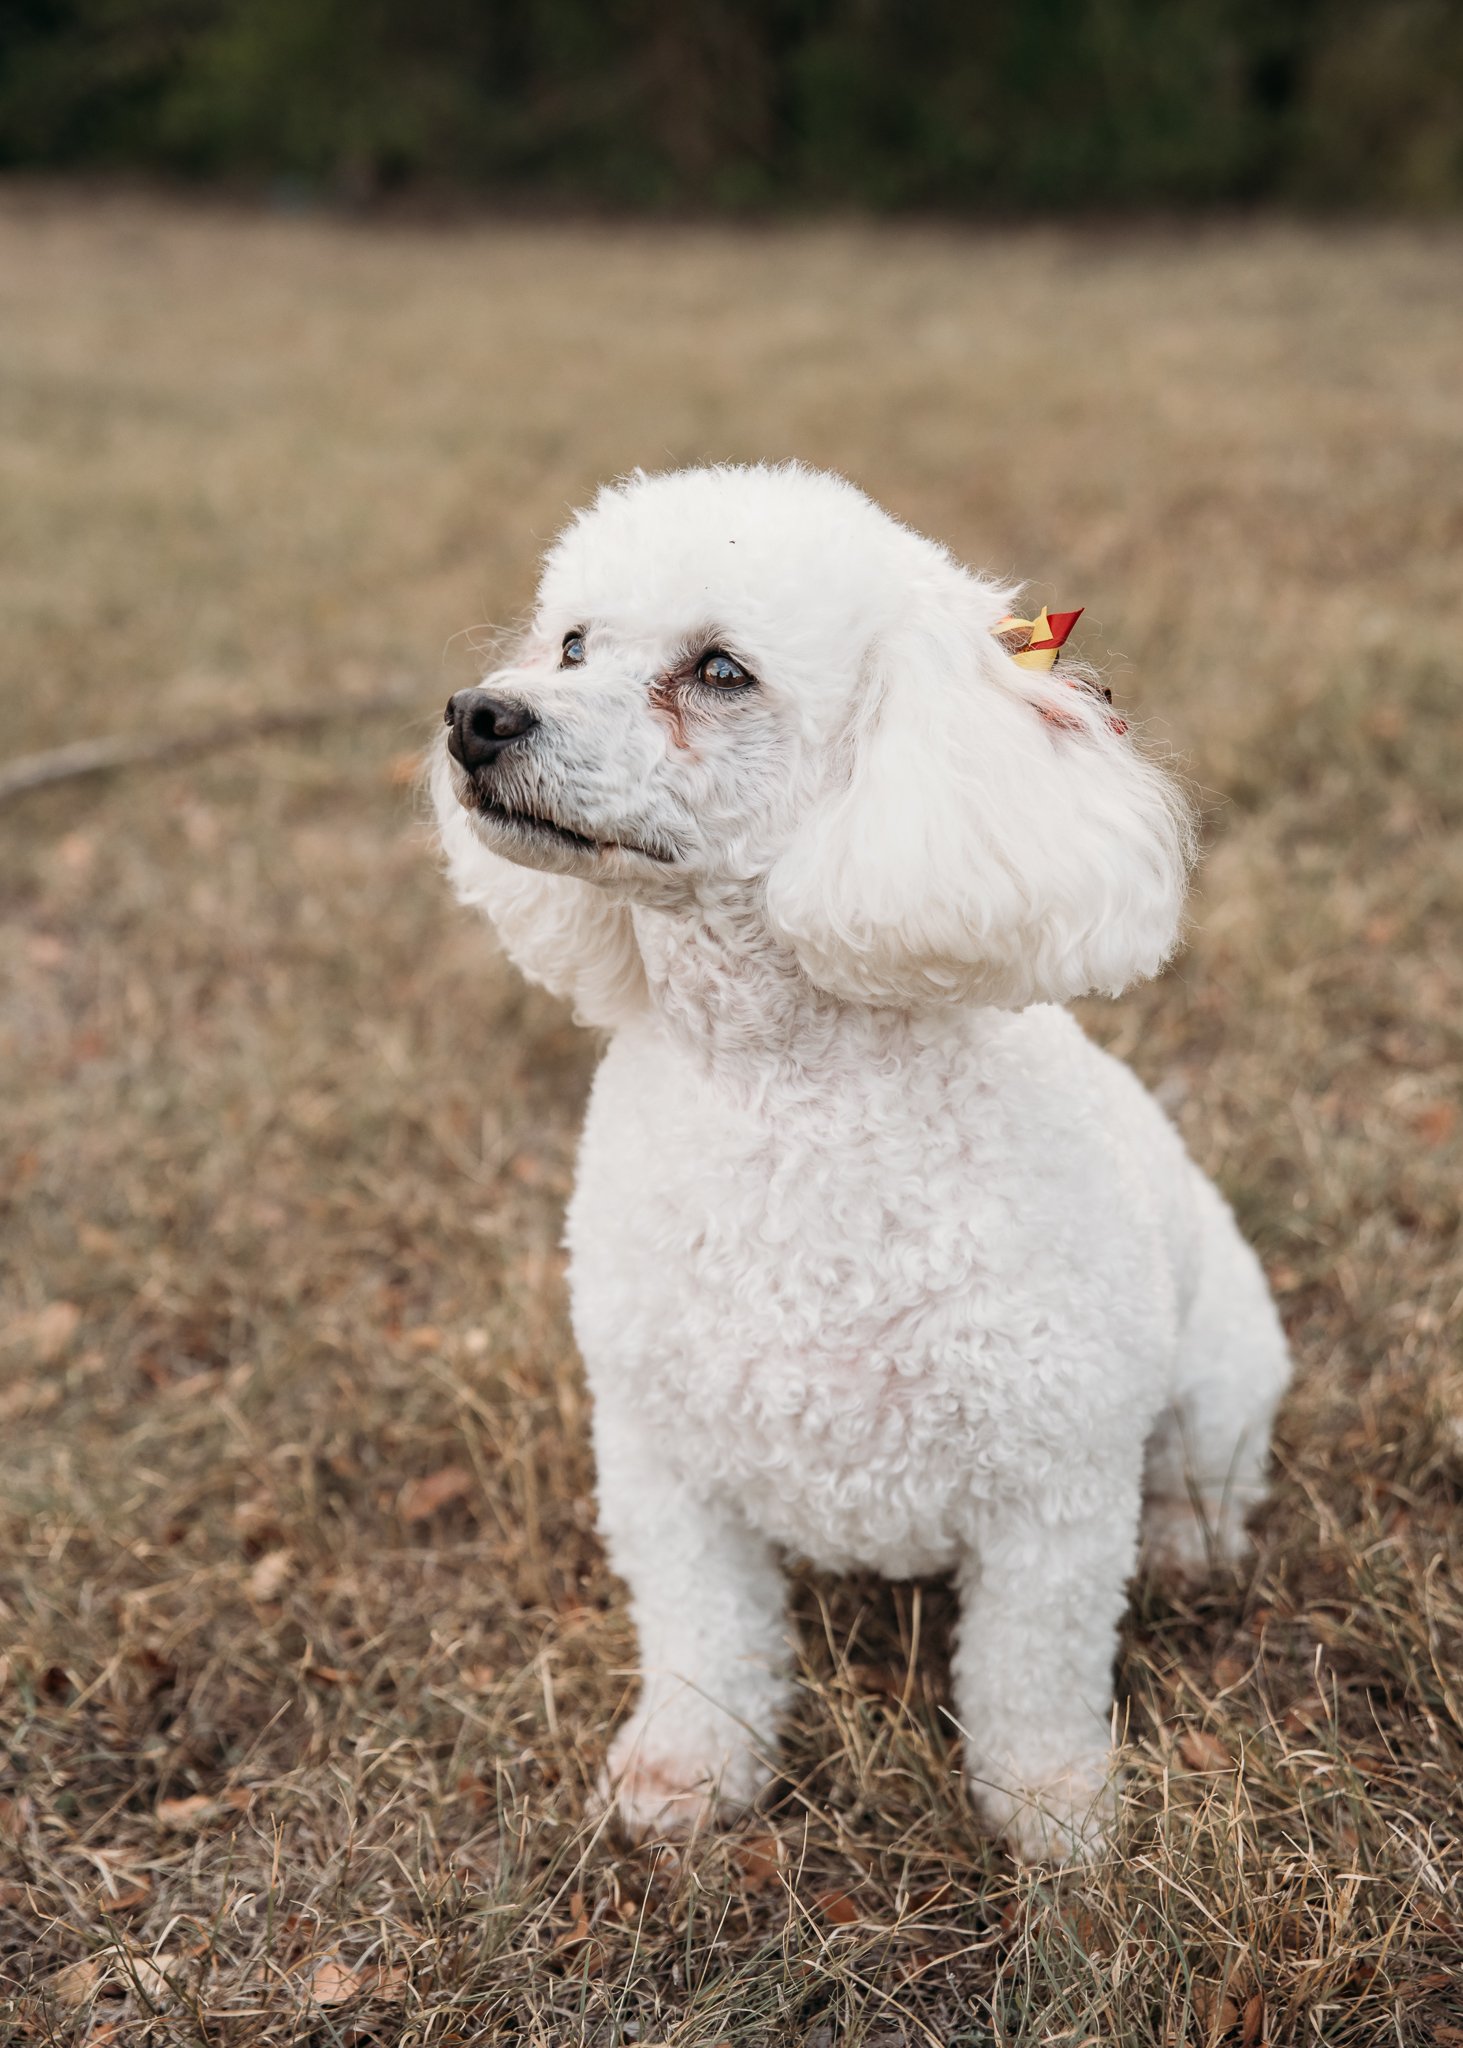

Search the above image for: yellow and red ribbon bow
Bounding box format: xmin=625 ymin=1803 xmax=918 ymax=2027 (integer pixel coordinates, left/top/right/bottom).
xmin=994 ymin=604 xmax=1126 ymax=733
xmin=994 ymin=606 xmax=1085 ymax=671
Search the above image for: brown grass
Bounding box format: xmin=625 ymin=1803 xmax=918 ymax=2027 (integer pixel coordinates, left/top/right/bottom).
xmin=1 ymin=189 xmax=1460 ymax=2046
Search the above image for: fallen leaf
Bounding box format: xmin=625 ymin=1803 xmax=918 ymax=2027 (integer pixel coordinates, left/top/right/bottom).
xmin=1412 ymin=1101 xmax=1457 ymax=1146
xmin=126 ymin=1956 xmax=182 ymax=2002
xmin=1212 ymin=1653 xmax=1248 ymax=1691
xmin=0 ymin=1381 xmax=63 ymax=1424
xmin=1178 ymin=1729 xmax=1233 ymax=1772
xmin=233 ymin=1495 xmax=283 ymax=1546
xmin=735 ymin=1834 xmax=785 ymax=1890
xmin=460 ymin=1663 xmax=496 ymax=1693
xmin=1242 ymin=1990 xmax=1265 ymax=2045
xmin=246 ymin=1548 xmax=294 ymax=1601
xmin=399 ymin=1464 xmax=473 ymax=1521
xmin=848 ymin=1660 xmax=905 ymax=1699
xmin=1063 ymin=1906 xmax=1114 ymax=1958
xmin=816 ymin=1889 xmax=860 ymax=1927
xmin=164 ymin=1369 xmax=217 ymax=1402
xmin=1413 ymin=1899 xmax=1460 ymax=1937
xmin=1363 ymin=704 xmax=1404 ymax=741
xmin=2 ymin=1300 xmax=81 ymax=1363
xmin=1191 ymin=1984 xmax=1240 ymax=2037
xmin=1276 ymin=1912 xmax=1307 ymax=1953
xmin=129 ymin=1638 xmax=176 ymax=1687
xmin=98 ymin=1877 xmax=152 ymax=1913
xmin=55 ymin=831 xmax=95 ymax=873
xmin=559 ymin=1890 xmax=592 ymax=1947
xmin=53 ymin=1958 xmax=105 ymax=2007
xmin=181 ymin=802 xmax=221 ymax=851
xmin=156 ymin=1793 xmax=219 ymax=1831
xmin=309 ymin=1958 xmax=363 ymax=2006
xmin=456 ymin=1771 xmax=490 ymax=1812
xmin=305 ymin=1664 xmax=354 ymax=1686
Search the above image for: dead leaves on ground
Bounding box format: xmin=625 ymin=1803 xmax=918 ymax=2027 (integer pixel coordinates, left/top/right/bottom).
xmin=398 ymin=1462 xmax=474 ymax=1521
xmin=1177 ymin=1728 xmax=1236 ymax=1773
xmin=6 ymin=208 xmax=1462 ymax=2048
xmin=48 ymin=1949 xmax=410 ymax=2024
xmin=813 ymin=1887 xmax=862 ymax=1927
xmin=307 ymin=1955 xmax=410 ymax=2007
xmin=1 ymin=1300 xmax=81 ymax=1364
xmin=1184 ymin=1984 xmax=1267 ymax=2047
xmin=155 ymin=1787 xmax=253 ymax=1831
xmin=244 ymin=1546 xmax=294 ymax=1603
xmin=95 ymin=1874 xmax=152 ymax=1915
xmin=51 ymin=1958 xmax=107 ymax=2009
xmin=0 ymin=1301 xmax=82 ymax=1422
xmin=734 ymin=1832 xmax=786 ymax=1892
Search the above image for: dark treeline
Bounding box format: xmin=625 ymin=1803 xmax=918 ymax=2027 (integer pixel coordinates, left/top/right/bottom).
xmin=3 ymin=0 xmax=1461 ymax=211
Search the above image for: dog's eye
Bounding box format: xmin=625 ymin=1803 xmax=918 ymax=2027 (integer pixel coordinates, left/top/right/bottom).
xmin=697 ymin=649 xmax=750 ymax=688
xmin=560 ymin=631 xmax=587 ymax=668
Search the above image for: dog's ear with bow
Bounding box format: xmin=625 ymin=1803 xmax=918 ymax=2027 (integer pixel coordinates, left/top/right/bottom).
xmin=432 ymin=750 xmax=646 ymax=1028
xmin=765 ymin=571 xmax=1193 ymax=1010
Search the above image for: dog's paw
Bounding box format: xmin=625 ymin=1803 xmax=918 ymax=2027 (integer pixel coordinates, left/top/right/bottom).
xmin=973 ymin=1758 xmax=1118 ymax=1866
xmin=593 ymin=1725 xmax=767 ymax=1843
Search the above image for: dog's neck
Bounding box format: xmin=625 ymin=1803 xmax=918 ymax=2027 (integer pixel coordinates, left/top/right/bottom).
xmin=628 ymin=898 xmax=938 ymax=1078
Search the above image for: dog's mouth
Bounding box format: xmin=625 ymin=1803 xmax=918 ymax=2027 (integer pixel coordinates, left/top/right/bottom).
xmin=462 ymin=779 xmax=677 ymax=866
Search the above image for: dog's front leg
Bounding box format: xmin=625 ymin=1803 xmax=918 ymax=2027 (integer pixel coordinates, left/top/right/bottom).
xmin=953 ymin=1475 xmax=1141 ymax=1863
xmin=590 ymin=1400 xmax=789 ymax=1840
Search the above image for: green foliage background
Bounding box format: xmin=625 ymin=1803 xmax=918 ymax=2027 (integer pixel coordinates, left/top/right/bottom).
xmin=3 ymin=0 xmax=1461 ymax=209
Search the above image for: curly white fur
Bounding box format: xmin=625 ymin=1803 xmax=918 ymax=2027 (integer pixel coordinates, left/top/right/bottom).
xmin=430 ymin=463 xmax=1290 ymax=1862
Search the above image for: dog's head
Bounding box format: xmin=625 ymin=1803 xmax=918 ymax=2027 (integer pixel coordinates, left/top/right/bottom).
xmin=434 ymin=463 xmax=1192 ymax=1021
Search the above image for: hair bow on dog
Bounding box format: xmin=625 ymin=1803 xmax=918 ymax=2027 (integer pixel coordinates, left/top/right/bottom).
xmin=995 ymin=606 xmax=1084 ymax=671
xmin=994 ymin=605 xmax=1126 ymax=734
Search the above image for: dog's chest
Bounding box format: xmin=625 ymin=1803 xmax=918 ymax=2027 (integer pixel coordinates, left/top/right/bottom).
xmin=565 ymin=1016 xmax=1169 ymax=1570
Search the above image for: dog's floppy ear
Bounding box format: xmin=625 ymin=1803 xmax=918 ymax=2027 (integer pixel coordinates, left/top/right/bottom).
xmin=434 ymin=754 xmax=646 ymax=1029
xmin=765 ymin=572 xmax=1193 ymax=1009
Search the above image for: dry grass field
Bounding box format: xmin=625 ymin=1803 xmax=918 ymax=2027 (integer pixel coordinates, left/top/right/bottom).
xmin=1 ymin=190 xmax=1460 ymax=2045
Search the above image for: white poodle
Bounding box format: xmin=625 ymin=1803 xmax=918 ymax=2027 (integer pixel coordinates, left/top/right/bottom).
xmin=430 ymin=462 xmax=1290 ymax=1861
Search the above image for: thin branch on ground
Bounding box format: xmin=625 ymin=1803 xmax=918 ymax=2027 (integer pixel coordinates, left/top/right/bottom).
xmin=0 ymin=685 xmax=428 ymax=804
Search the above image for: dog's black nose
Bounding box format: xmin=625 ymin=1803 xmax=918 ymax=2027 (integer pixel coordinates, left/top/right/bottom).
xmin=444 ymin=689 xmax=539 ymax=771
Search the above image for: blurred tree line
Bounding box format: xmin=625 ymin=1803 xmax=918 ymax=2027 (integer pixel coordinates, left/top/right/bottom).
xmin=2 ymin=0 xmax=1460 ymax=210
